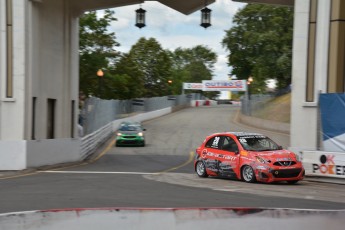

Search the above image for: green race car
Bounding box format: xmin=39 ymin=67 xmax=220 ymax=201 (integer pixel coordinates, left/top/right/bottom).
xmin=115 ymin=121 xmax=146 ymax=147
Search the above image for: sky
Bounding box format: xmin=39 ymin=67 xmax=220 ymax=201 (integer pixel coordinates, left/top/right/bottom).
xmin=104 ymin=0 xmax=247 ymax=81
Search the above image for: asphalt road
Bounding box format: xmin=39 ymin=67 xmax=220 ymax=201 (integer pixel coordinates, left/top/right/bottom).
xmin=0 ymin=105 xmax=345 ymax=214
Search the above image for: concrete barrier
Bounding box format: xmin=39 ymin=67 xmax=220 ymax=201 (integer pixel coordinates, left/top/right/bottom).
xmin=191 ymin=100 xmax=218 ymax=107
xmin=238 ymin=113 xmax=290 ymax=134
xmin=0 ymin=208 xmax=344 ymax=230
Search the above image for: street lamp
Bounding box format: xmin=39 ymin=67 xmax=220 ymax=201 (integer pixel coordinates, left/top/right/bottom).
xmin=168 ymin=80 xmax=173 ymax=94
xmin=135 ymin=7 xmax=146 ymax=29
xmin=247 ymin=76 xmax=253 ymax=100
xmin=97 ymin=69 xmax=104 ymax=98
xmin=200 ymin=6 xmax=211 ymax=28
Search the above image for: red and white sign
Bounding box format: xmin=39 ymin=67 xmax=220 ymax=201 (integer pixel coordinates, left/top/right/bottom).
xmin=183 ymin=83 xmax=203 ymax=90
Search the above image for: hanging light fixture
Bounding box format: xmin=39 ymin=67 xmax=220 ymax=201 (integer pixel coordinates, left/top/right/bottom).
xmin=200 ymin=1 xmax=211 ymax=29
xmin=135 ymin=5 xmax=146 ymax=29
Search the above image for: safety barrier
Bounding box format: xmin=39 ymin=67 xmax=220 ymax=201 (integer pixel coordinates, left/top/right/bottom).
xmin=191 ymin=100 xmax=218 ymax=107
xmin=0 ymin=208 xmax=344 ymax=230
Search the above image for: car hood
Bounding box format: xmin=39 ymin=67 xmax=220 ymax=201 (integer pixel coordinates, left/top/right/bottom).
xmin=118 ymin=131 xmax=143 ymax=135
xmin=248 ymin=149 xmax=297 ymax=162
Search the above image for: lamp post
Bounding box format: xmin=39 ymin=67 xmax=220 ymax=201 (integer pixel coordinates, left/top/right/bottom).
xmin=246 ymin=76 xmax=253 ymax=116
xmin=168 ymin=80 xmax=173 ymax=95
xmin=97 ymin=69 xmax=104 ymax=98
xmin=247 ymin=76 xmax=253 ymax=100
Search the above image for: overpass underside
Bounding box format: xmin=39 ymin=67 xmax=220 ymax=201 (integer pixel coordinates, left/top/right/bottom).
xmin=0 ymin=0 xmax=344 ymax=170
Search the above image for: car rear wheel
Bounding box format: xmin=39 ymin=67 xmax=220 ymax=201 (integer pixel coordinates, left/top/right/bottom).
xmin=196 ymin=161 xmax=208 ymax=178
xmin=241 ymin=165 xmax=256 ymax=183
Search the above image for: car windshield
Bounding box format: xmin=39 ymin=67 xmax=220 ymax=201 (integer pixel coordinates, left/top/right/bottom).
xmin=237 ymin=136 xmax=280 ymax=151
xmin=119 ymin=124 xmax=142 ymax=131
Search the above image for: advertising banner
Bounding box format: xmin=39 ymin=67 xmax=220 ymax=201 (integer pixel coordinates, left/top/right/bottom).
xmin=319 ymin=94 xmax=345 ymax=152
xmin=183 ymin=83 xmax=203 ymax=90
xmin=202 ymin=80 xmax=247 ymax=91
xmin=303 ymin=151 xmax=345 ymax=178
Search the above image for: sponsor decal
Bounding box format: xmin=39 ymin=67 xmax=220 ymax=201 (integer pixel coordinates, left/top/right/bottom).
xmin=201 ymin=149 xmax=237 ymax=161
xmin=211 ymin=137 xmax=221 ymax=148
xmin=312 ymin=154 xmax=345 ymax=175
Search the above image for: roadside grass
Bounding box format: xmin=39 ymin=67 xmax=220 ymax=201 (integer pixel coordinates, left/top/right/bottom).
xmin=252 ymin=93 xmax=291 ymax=123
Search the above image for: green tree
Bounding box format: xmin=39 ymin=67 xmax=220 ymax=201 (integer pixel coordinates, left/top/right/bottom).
xmin=79 ymin=10 xmax=120 ymax=98
xmin=109 ymin=53 xmax=145 ymax=99
xmin=170 ymin=46 xmax=217 ymax=96
xmin=222 ymin=4 xmax=293 ymax=90
xmin=128 ymin=37 xmax=173 ymax=97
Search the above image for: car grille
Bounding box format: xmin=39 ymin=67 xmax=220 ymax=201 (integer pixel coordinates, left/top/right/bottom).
xmin=123 ymin=135 xmax=137 ymax=139
xmin=273 ymin=161 xmax=296 ymax=166
xmin=271 ymin=168 xmax=302 ymax=178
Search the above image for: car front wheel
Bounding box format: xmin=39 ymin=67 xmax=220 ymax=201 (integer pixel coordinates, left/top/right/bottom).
xmin=196 ymin=161 xmax=208 ymax=178
xmin=241 ymin=165 xmax=256 ymax=183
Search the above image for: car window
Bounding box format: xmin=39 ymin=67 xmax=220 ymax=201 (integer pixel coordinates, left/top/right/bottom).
xmin=119 ymin=124 xmax=142 ymax=131
xmin=221 ymin=136 xmax=239 ymax=152
xmin=205 ymin=136 xmax=221 ymax=149
xmin=237 ymin=136 xmax=280 ymax=151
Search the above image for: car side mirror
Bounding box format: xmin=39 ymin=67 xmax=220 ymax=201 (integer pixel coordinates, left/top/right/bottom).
xmin=278 ymin=145 xmax=283 ymax=150
xmin=234 ymin=150 xmax=239 ymax=155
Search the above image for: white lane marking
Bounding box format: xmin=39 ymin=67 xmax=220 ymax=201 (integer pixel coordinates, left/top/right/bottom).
xmin=42 ymin=171 xmax=159 ymax=175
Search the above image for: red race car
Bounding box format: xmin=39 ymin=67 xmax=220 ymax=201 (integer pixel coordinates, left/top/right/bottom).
xmin=194 ymin=132 xmax=304 ymax=184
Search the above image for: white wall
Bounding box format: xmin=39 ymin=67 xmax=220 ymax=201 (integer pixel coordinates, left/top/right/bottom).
xmin=28 ymin=0 xmax=80 ymax=140
xmin=0 ymin=0 xmax=26 ymax=140
xmin=0 ymin=140 xmax=26 ymax=170
xmin=290 ymin=0 xmax=317 ymax=153
xmin=27 ymin=138 xmax=81 ymax=168
xmin=290 ymin=0 xmax=331 ymax=154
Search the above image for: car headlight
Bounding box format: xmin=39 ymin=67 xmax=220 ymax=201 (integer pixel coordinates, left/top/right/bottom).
xmin=138 ymin=132 xmax=143 ymax=137
xmin=293 ymin=152 xmax=301 ymax=162
xmin=256 ymin=156 xmax=268 ymax=164
xmin=117 ymin=132 xmax=122 ymax=136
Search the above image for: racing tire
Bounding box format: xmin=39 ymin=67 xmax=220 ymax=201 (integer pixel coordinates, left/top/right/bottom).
xmin=241 ymin=165 xmax=256 ymax=183
xmin=287 ymin=180 xmax=299 ymax=184
xmin=195 ymin=161 xmax=208 ymax=178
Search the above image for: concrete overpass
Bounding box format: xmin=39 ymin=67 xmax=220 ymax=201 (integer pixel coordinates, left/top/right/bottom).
xmin=0 ymin=0 xmax=344 ymax=170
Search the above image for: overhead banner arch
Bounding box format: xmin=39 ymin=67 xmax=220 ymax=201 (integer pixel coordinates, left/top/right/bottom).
xmin=202 ymin=80 xmax=247 ymax=91
xmin=183 ymin=80 xmax=247 ymax=92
